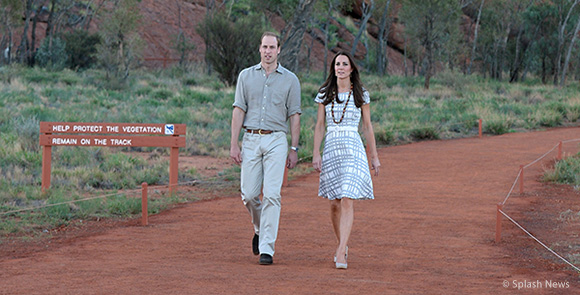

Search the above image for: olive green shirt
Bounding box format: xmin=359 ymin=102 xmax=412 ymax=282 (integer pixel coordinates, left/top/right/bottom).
xmin=233 ymin=63 xmax=301 ymax=133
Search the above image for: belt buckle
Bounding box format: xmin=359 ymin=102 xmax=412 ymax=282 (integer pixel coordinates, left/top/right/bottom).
xmin=258 ymin=129 xmax=264 ymax=135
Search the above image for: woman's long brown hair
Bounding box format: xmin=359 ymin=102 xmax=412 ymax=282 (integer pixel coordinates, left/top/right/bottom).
xmin=317 ymin=51 xmax=365 ymax=108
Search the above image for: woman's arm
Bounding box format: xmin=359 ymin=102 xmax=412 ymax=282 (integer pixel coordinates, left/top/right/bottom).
xmin=312 ymin=103 xmax=326 ymax=172
xmin=361 ymin=104 xmax=380 ymax=176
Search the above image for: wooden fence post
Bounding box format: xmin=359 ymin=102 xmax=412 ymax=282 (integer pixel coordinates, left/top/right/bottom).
xmin=496 ymin=203 xmax=503 ymax=243
xmin=519 ymin=165 xmax=524 ymax=194
xmin=141 ymin=182 xmax=148 ymax=226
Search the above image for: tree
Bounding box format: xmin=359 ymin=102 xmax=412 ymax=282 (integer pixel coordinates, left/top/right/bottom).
xmin=279 ymin=0 xmax=317 ymax=72
xmin=560 ymin=7 xmax=580 ymax=86
xmin=554 ymin=0 xmax=580 ymax=85
xmin=0 ymin=0 xmax=24 ymax=64
xmin=375 ymin=0 xmax=392 ymax=76
xmin=197 ymin=12 xmax=263 ymax=85
xmin=97 ymin=0 xmax=144 ymax=81
xmin=173 ymin=0 xmax=196 ymax=68
xmin=350 ymin=0 xmax=374 ymax=57
xmin=520 ymin=1 xmax=559 ymax=83
xmin=63 ymin=29 xmax=101 ymax=70
xmin=476 ymin=0 xmax=530 ymax=80
xmin=467 ymin=0 xmax=484 ymax=75
xmin=400 ymin=0 xmax=461 ymax=89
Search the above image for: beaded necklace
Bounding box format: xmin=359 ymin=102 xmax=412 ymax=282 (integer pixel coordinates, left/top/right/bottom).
xmin=331 ymin=84 xmax=352 ymax=124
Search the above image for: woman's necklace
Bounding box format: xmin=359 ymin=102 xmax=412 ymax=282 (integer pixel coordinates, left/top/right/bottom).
xmin=331 ymin=84 xmax=352 ymax=124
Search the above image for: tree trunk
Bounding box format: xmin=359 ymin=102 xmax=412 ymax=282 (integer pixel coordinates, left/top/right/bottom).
xmin=376 ymin=0 xmax=391 ymax=76
xmin=520 ymin=20 xmax=543 ymax=82
xmin=350 ymin=0 xmax=374 ymax=57
xmin=279 ymin=0 xmax=316 ymax=72
xmin=323 ymin=0 xmax=333 ymax=80
xmin=541 ymin=54 xmax=547 ymax=84
xmin=424 ymin=15 xmax=434 ymax=89
xmin=18 ymin=0 xmax=33 ymax=64
xmin=204 ymin=0 xmax=215 ymax=75
xmin=46 ymin=0 xmax=57 ymax=39
xmin=404 ymin=33 xmax=408 ymax=76
xmin=509 ymin=27 xmax=524 ymax=82
xmin=560 ymin=13 xmax=580 ymax=86
xmin=555 ymin=0 xmax=580 ymax=85
xmin=29 ymin=4 xmax=44 ymax=66
xmin=467 ymin=0 xmax=484 ymax=75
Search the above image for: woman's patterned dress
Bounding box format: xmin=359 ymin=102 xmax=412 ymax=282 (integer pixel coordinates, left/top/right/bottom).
xmin=315 ymin=90 xmax=374 ymax=200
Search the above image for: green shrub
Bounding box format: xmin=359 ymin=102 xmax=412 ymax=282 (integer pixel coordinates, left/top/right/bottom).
xmin=196 ymin=12 xmax=262 ymax=85
xmin=36 ymin=37 xmax=67 ymax=71
xmin=63 ymin=30 xmax=102 ymax=70
xmin=538 ymin=110 xmax=563 ymax=127
xmin=151 ymin=88 xmax=174 ymax=100
xmin=410 ymin=126 xmax=440 ymax=140
xmin=376 ymin=127 xmax=395 ymax=145
xmin=485 ymin=116 xmax=513 ymax=135
xmin=544 ymin=154 xmax=580 ymax=187
xmin=135 ymin=86 xmax=153 ymax=96
xmin=566 ymin=104 xmax=580 ymax=122
xmin=106 ymin=195 xmax=141 ymax=216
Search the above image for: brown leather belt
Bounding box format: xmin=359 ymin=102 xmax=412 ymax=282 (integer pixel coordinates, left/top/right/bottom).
xmin=246 ymin=129 xmax=273 ymax=135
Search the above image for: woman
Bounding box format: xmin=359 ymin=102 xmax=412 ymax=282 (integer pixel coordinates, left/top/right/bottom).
xmin=312 ymin=51 xmax=380 ymax=269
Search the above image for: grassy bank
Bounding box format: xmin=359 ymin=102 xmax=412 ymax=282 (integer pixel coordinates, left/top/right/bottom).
xmin=1 ymin=65 xmax=579 ymax=235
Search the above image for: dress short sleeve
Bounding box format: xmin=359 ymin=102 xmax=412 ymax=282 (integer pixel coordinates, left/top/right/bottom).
xmin=363 ymin=90 xmax=370 ymax=105
xmin=314 ymin=92 xmax=325 ymax=104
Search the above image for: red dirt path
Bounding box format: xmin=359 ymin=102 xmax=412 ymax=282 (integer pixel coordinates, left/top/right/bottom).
xmin=1 ymin=127 xmax=580 ymax=294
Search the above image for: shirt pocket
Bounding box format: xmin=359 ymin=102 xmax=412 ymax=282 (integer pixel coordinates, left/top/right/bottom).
xmin=271 ymin=91 xmax=286 ymax=106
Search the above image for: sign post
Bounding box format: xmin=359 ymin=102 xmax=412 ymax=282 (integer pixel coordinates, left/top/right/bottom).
xmin=39 ymin=122 xmax=187 ymax=194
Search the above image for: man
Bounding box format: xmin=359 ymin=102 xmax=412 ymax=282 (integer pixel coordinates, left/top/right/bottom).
xmin=230 ymin=32 xmax=301 ymax=265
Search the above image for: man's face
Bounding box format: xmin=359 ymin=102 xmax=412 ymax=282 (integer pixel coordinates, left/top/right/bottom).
xmin=259 ymin=36 xmax=280 ymax=66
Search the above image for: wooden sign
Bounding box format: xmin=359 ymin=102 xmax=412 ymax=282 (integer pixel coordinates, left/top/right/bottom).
xmin=39 ymin=122 xmax=187 ymax=193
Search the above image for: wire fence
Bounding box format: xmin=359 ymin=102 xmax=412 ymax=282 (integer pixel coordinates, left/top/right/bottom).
xmin=2 ymin=120 xmax=580 ymax=273
xmin=0 ymin=180 xmax=199 ymax=217
xmin=496 ymin=135 xmax=580 ymax=273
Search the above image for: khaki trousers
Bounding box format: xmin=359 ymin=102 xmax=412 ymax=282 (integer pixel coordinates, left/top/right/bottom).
xmin=241 ymin=131 xmax=287 ymax=256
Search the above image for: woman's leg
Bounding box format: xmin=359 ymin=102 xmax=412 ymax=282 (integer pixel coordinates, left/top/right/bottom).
xmin=335 ymin=198 xmax=353 ymax=264
xmin=330 ymin=199 xmax=341 ymax=243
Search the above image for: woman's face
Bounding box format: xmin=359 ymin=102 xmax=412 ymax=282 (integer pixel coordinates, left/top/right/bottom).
xmin=334 ymin=55 xmax=352 ymax=81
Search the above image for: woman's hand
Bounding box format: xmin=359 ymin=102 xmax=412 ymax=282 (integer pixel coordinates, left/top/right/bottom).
xmin=312 ymin=153 xmax=322 ymax=173
xmin=371 ymin=157 xmax=380 ymax=176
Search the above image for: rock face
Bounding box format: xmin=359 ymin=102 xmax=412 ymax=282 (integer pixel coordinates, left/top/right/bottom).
xmin=132 ymin=0 xmax=410 ymax=73
xmin=6 ymin=0 xmax=415 ymax=73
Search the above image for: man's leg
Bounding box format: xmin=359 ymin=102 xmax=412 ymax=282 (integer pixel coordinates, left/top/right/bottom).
xmin=240 ymin=134 xmax=263 ymax=238
xmin=259 ymin=132 xmax=288 ymax=257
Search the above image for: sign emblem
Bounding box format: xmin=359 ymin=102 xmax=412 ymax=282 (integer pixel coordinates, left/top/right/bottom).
xmin=165 ymin=124 xmax=175 ymax=135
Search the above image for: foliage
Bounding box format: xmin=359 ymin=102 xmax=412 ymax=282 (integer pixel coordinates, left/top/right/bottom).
xmin=544 ymin=153 xmax=580 ymax=189
xmin=35 ymin=37 xmax=68 ymax=71
xmin=171 ymin=31 xmax=196 ymax=68
xmin=96 ymin=0 xmax=144 ymax=82
xmin=196 ymin=12 xmax=263 ymax=85
xmin=1 ymin=65 xmax=580 ymax=235
xmin=399 ymin=0 xmax=461 ymax=88
xmin=63 ymin=30 xmax=102 ymax=70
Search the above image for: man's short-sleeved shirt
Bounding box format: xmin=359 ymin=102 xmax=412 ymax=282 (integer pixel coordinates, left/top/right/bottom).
xmin=233 ymin=63 xmax=301 ymax=133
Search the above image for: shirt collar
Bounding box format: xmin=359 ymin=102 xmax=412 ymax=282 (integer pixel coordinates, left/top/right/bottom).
xmin=255 ymin=63 xmax=284 ymax=74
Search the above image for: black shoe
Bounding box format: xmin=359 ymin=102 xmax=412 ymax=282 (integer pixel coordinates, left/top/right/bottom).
xmin=259 ymin=254 xmax=273 ymax=265
xmin=252 ymin=234 xmax=259 ymax=255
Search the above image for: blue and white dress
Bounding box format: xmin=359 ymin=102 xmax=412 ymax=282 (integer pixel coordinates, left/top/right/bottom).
xmin=315 ymin=90 xmax=374 ymax=200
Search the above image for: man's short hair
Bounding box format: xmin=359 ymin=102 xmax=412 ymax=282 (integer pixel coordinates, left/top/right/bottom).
xmin=261 ymin=32 xmax=280 ymax=48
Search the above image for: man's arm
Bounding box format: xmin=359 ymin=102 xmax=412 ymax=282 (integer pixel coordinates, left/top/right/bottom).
xmin=230 ymin=107 xmax=246 ymax=165
xmin=286 ymin=113 xmax=300 ymax=169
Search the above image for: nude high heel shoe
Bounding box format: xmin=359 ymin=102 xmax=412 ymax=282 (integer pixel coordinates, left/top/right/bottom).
xmin=333 ymin=246 xmax=348 ymax=263
xmin=334 ymin=246 xmax=348 ymax=269
xmin=335 ymin=261 xmax=347 ymax=269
